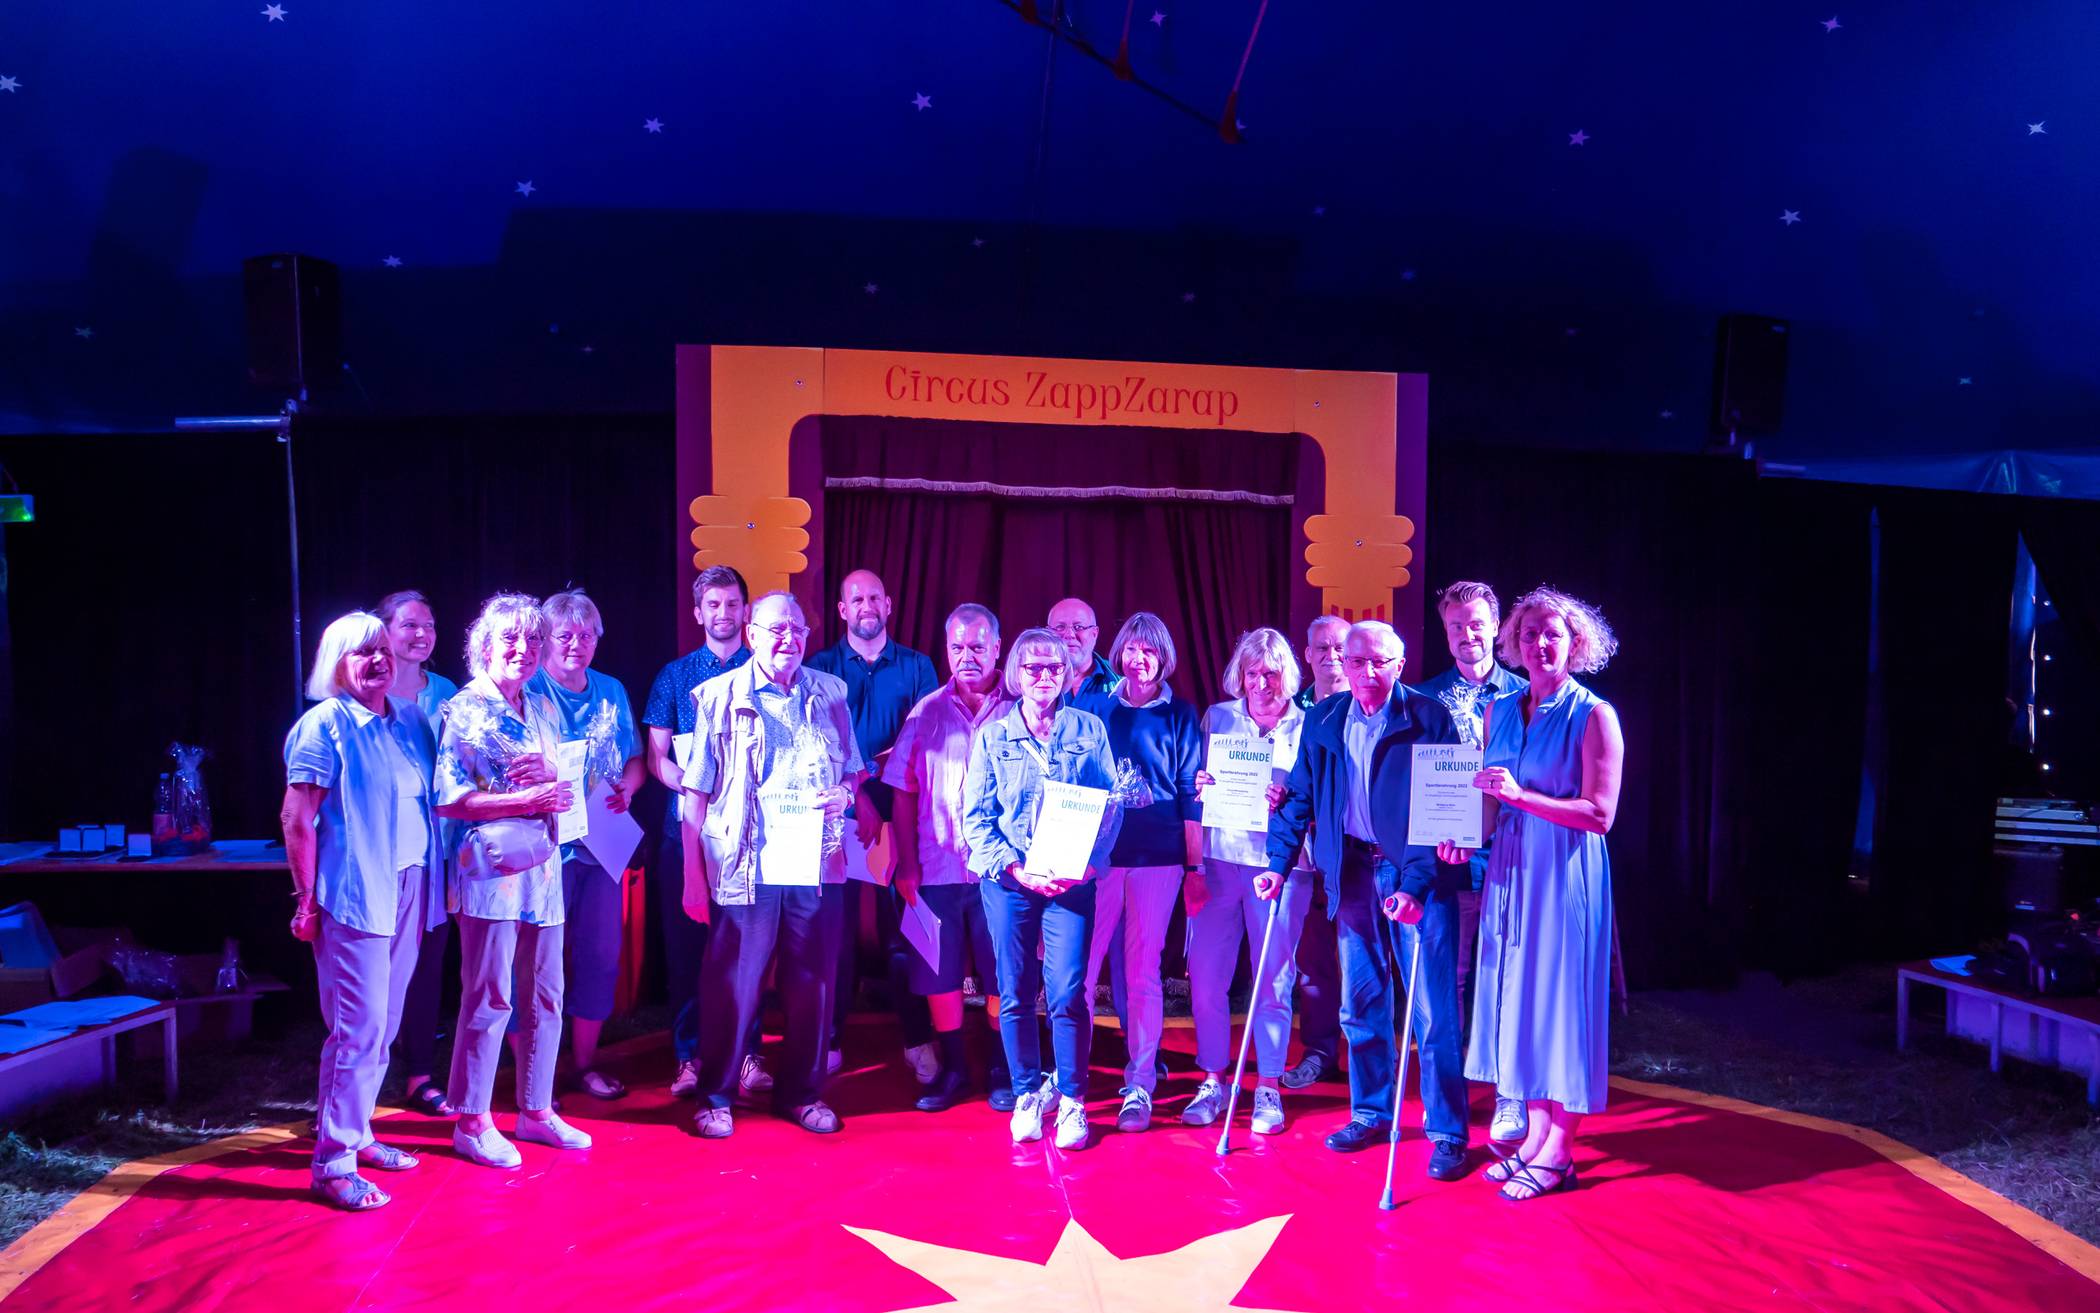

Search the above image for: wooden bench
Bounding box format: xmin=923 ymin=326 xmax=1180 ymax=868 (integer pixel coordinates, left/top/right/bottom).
xmin=0 ymin=1000 xmax=178 ymax=1122
xmin=1896 ymin=960 xmax=2100 ymax=1104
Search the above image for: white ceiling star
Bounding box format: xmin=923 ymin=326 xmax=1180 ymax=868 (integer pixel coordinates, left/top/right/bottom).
xmin=1780 ymin=209 xmax=1801 ymax=225
xmin=0 ymin=76 xmax=19 ymax=93
xmin=2027 ymin=121 xmax=2046 ymax=135
xmin=581 ymin=345 xmax=595 ymax=355
xmin=262 ymin=4 xmax=286 ymax=20
xmin=970 ymin=237 xmax=985 ymax=247
xmin=382 ymin=255 xmax=402 ymax=268
xmin=1958 ymin=376 xmax=1973 ymax=385
xmin=1312 ymin=204 xmax=1326 ymax=216
xmin=644 ymin=117 xmax=663 ymax=133
xmin=1151 ymin=10 xmax=1166 ymax=25
xmin=912 ymin=92 xmax=932 ymax=111
xmin=1181 ymin=291 xmax=1196 ymax=303
xmin=73 ymin=326 xmax=94 ymax=339
xmin=515 ymin=180 xmax=536 ymax=196
xmin=1821 ymin=16 xmax=1840 ymax=33
xmin=1568 ymin=129 xmax=1589 ymax=146
xmin=1660 ymin=409 xmax=1675 ymax=419
xmin=864 ymin=281 xmax=879 ymax=295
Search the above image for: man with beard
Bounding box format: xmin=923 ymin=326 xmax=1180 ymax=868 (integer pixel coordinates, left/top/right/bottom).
xmin=1049 ymin=596 xmax=1122 ymax=701
xmin=644 ymin=565 xmax=757 ymax=1097
xmin=806 ymin=569 xmax=941 ymax=1079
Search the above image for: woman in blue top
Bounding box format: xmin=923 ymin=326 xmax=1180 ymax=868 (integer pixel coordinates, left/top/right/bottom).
xmin=962 ymin=627 xmax=1121 ymax=1152
xmin=1076 ymin=611 xmax=1203 ymax=1134
xmin=1451 ymin=587 xmax=1624 ymax=1202
xmin=280 ymin=612 xmax=446 ymax=1211
xmin=524 ymin=588 xmax=644 ymax=1100
xmin=377 ymin=589 xmax=462 ymax=1118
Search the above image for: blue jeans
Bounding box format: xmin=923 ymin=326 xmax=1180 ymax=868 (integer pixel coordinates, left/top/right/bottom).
xmin=1334 ymin=845 xmax=1467 ymax=1145
xmin=980 ymin=876 xmax=1093 ymax=1101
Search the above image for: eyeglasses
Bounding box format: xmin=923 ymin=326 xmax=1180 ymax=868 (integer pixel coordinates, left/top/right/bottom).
xmin=753 ymin=622 xmax=810 ymax=642
xmin=1049 ymin=623 xmax=1097 ymax=637
xmin=1021 ymin=662 xmax=1065 ymax=681
xmin=550 ymin=630 xmax=596 ymax=647
xmin=1341 ymin=655 xmax=1399 ymax=672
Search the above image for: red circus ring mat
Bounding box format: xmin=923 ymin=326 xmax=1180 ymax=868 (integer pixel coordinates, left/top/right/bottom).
xmin=3 ymin=1020 xmax=2096 ymax=1312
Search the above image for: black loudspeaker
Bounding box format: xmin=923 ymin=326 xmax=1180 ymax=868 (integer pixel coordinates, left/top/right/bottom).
xmin=1709 ymin=313 xmax=1789 ymax=439
xmin=242 ymin=253 xmax=342 ymax=394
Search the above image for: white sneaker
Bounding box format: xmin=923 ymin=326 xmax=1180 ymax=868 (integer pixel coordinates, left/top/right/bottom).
xmin=903 ymin=1042 xmax=940 ymax=1085
xmin=694 ymin=1106 xmax=734 ymax=1138
xmin=826 ymin=1049 xmax=844 ymax=1077
xmin=1053 ymin=1099 xmax=1091 ymax=1150
xmin=1181 ymin=1076 xmax=1226 ymax=1126
xmin=514 ymin=1112 xmax=592 ymax=1150
xmin=452 ymin=1123 xmax=522 ymax=1169
xmin=1010 ymin=1087 xmax=1058 ymax=1143
xmin=738 ymin=1053 xmax=774 ymax=1099
xmin=1251 ymin=1086 xmax=1286 ymax=1135
xmin=1115 ymin=1087 xmax=1153 ymax=1133
xmin=1491 ymin=1096 xmax=1528 ymax=1144
xmin=670 ymin=1059 xmax=699 ymax=1098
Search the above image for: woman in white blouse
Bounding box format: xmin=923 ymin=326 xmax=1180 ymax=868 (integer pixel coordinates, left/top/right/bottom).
xmin=1184 ymin=627 xmax=1311 ymax=1135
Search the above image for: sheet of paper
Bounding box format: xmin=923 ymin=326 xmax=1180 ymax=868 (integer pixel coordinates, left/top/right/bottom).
xmin=0 ymin=1025 xmax=75 ymax=1056
xmin=1406 ymin=743 xmax=1485 ymax=848
xmin=580 ymin=780 xmax=645 ymax=875
xmin=899 ymin=892 xmax=942 ymax=969
xmin=1201 ymin=733 xmax=1274 ymax=831
xmin=553 ymin=740 xmax=590 ymax=844
xmin=1 ymin=995 xmax=161 ymax=1030
xmin=757 ymin=784 xmax=823 ymax=886
xmin=842 ymin=826 xmax=892 ymax=885
xmin=1023 ymin=781 xmax=1110 ymax=880
xmin=671 ymin=731 xmax=697 ymax=822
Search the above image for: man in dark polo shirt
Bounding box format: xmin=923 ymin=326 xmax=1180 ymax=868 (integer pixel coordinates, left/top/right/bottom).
xmin=805 ymin=568 xmax=941 ymax=1079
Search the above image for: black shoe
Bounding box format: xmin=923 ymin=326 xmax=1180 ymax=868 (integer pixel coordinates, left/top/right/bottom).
xmin=987 ymin=1069 xmax=1016 ymax=1113
xmin=1279 ymin=1052 xmax=1330 ymax=1090
xmin=1324 ymin=1118 xmax=1389 ymax=1153
xmin=1426 ymin=1140 xmax=1470 ymax=1181
xmin=914 ymin=1068 xmax=970 ymax=1113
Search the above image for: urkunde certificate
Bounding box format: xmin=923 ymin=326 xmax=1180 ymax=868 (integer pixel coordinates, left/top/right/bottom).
xmin=1406 ymin=744 xmax=1485 ymax=848
xmin=1201 ymin=733 xmax=1274 ymax=831
xmin=1023 ymin=781 xmax=1110 ymax=880
xmin=757 ymin=784 xmax=823 ymax=886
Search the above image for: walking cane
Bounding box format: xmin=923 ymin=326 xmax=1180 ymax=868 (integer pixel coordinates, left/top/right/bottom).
xmin=1378 ymin=928 xmax=1425 ymax=1210
xmin=1216 ymin=887 xmax=1284 ymax=1157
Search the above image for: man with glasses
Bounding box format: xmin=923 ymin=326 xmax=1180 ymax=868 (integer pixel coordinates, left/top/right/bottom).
xmin=806 ymin=569 xmax=941 ymax=1080
xmin=1265 ymin=621 xmax=1472 ymax=1180
xmin=1282 ymin=614 xmax=1350 ymax=1091
xmin=1048 ymin=597 xmax=1122 ymax=701
xmin=683 ymin=592 xmax=863 ymax=1137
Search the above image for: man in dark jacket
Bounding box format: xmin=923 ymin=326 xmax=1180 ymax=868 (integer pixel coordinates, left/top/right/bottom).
xmin=1263 ymin=620 xmax=1471 ymax=1180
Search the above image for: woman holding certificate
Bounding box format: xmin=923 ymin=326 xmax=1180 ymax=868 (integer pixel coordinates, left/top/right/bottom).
xmin=1183 ymin=627 xmax=1310 ymax=1135
xmin=962 ymin=627 xmax=1122 ymax=1152
xmin=1076 ymin=612 xmax=1204 ymax=1135
xmin=1456 ymin=587 xmax=1623 ymax=1201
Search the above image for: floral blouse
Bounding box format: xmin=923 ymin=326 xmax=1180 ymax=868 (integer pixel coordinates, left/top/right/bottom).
xmin=435 ymin=674 xmax=566 ymax=926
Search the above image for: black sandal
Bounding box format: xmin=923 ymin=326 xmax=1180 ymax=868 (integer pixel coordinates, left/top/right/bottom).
xmin=406 ymin=1081 xmax=456 ymax=1117
xmin=1500 ymin=1160 xmax=1578 ymax=1201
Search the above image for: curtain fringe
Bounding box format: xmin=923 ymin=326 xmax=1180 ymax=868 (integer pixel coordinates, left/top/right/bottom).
xmin=824 ymin=476 xmax=1293 ymax=506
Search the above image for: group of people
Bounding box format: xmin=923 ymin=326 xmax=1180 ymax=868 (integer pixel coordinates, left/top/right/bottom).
xmin=280 ymin=565 xmax=1622 ymax=1214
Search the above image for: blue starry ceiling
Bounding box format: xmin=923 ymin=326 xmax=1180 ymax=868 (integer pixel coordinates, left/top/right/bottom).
xmin=0 ymin=2 xmax=2094 ymax=482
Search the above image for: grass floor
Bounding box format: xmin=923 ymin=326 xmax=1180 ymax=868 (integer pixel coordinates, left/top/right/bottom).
xmin=2 ymin=966 xmax=2095 ymax=1251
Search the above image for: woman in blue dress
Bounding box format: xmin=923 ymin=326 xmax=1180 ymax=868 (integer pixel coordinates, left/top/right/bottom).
xmin=1447 ymin=586 xmax=1623 ymax=1202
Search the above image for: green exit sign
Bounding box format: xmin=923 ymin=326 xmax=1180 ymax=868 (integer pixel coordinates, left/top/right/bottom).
xmin=0 ymin=495 xmax=33 ymax=523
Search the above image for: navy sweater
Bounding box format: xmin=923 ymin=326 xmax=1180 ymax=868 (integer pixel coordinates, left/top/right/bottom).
xmin=1075 ymin=689 xmax=1201 ymax=866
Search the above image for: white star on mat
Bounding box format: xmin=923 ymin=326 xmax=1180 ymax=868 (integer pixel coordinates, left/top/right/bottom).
xmin=2027 ymin=121 xmax=2046 ymax=135
xmin=844 ymin=1215 xmax=1297 ymax=1312
xmin=0 ymin=76 xmax=18 ymax=93
xmin=515 ymin=180 xmax=536 ymax=196
xmin=1821 ymin=16 xmax=1840 ymax=33
xmin=912 ymin=92 xmax=932 ymax=111
xmin=1151 ymin=10 xmax=1166 ymax=25
xmin=73 ymin=326 xmax=94 ymax=339
xmin=262 ymin=4 xmax=286 ymax=20
xmin=644 ymin=117 xmax=663 ymax=133
xmin=1780 ymin=209 xmax=1801 ymax=225
xmin=1568 ymin=129 xmax=1589 ymax=145
xmin=382 ymin=255 xmax=402 ymax=267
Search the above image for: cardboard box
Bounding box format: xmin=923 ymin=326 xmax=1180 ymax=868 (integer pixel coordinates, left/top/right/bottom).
xmin=0 ymin=944 xmax=108 ymax=1012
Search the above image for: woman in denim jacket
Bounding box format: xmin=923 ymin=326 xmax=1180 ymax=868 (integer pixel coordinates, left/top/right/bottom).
xmin=962 ymin=627 xmax=1120 ymax=1152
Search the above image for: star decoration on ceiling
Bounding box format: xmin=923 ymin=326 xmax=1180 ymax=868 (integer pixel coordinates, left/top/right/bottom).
xmin=1780 ymin=209 xmax=1801 ymax=225
xmin=1400 ymin=269 xmax=1417 ymax=281
xmin=2027 ymin=121 xmax=2046 ymax=135
xmin=1181 ymin=291 xmax=1196 ymax=303
xmin=1568 ymin=130 xmax=1589 ymax=146
xmin=864 ymin=281 xmax=880 ymax=295
xmin=382 ymin=255 xmax=402 ymax=267
xmin=73 ymin=327 xmax=94 ymax=339
xmin=1958 ymin=376 xmax=1973 ymax=385
xmin=581 ymin=345 xmax=595 ymax=355
xmin=1312 ymin=204 xmax=1326 ymax=216
xmin=1660 ymin=409 xmax=1676 ymax=419
xmin=262 ymin=4 xmax=286 ymax=20
xmin=970 ymin=237 xmax=985 ymax=247
xmin=912 ymin=92 xmax=932 ymax=111
xmin=644 ymin=118 xmax=664 ymax=133
xmin=0 ymin=76 xmax=19 ymax=93
xmin=843 ymin=1215 xmax=1297 ymax=1313
xmin=1151 ymin=10 xmax=1166 ymax=25
xmin=515 ymin=180 xmax=536 ymax=197
xmin=1821 ymin=16 xmax=1840 ymax=33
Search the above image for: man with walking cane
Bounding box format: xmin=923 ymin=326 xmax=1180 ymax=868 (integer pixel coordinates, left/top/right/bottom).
xmin=1263 ymin=621 xmax=1473 ymax=1182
